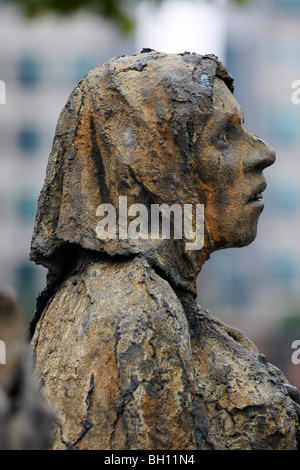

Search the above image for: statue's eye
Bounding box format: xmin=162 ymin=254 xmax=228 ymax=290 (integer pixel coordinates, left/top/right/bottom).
xmin=216 ymin=127 xmax=230 ymax=148
xmin=222 ymin=130 xmax=228 ymax=142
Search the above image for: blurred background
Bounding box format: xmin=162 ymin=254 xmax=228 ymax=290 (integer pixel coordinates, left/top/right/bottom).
xmin=0 ymin=0 xmax=300 ymax=389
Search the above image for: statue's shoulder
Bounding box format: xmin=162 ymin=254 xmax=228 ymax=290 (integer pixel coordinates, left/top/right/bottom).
xmin=191 ymin=307 xmax=300 ymax=450
xmin=195 ymin=307 xmax=259 ymax=354
xmin=32 ymin=255 xmax=189 ymax=342
xmin=77 ymin=255 xmax=186 ymax=319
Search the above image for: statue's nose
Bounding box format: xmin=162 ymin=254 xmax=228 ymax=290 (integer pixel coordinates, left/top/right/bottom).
xmin=243 ymin=132 xmax=276 ymax=172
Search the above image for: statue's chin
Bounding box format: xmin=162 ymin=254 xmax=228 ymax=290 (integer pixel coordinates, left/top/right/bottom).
xmin=209 ymin=226 xmax=259 ymax=253
xmin=236 ymin=230 xmax=258 ymax=248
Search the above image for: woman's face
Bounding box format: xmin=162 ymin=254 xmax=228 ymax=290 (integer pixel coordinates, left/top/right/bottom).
xmin=194 ymin=77 xmax=276 ymax=250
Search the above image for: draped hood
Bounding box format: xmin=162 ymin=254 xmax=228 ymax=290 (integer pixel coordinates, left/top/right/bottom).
xmin=30 ymin=50 xmax=234 ymax=294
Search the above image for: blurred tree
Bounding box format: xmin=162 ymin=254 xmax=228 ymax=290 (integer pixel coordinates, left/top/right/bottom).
xmin=1 ymin=0 xmax=253 ymax=33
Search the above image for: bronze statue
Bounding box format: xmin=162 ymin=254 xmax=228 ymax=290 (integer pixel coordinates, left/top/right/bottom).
xmin=30 ymin=51 xmax=300 ymax=450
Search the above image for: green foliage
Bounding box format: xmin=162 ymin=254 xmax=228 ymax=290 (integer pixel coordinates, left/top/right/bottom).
xmin=1 ymin=0 xmax=253 ymax=33
xmin=230 ymin=0 xmax=252 ymax=4
xmin=2 ymin=0 xmax=137 ymax=33
xmin=279 ymin=312 xmax=300 ymax=333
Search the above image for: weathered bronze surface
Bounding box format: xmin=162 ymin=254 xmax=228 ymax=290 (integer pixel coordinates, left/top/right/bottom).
xmin=30 ymin=51 xmax=300 ymax=450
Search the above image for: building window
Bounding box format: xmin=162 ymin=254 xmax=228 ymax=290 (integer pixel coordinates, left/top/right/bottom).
xmin=267 ymin=254 xmax=296 ymax=284
xmin=220 ymin=276 xmax=251 ymax=307
xmin=268 ymin=181 xmax=300 ymax=214
xmin=271 ymin=42 xmax=300 ymax=63
xmin=274 ymin=0 xmax=300 ymax=11
xmin=15 ymin=261 xmax=38 ymax=320
xmin=17 ymin=56 xmax=40 ymax=88
xmin=267 ymin=106 xmax=300 ymax=147
xmin=16 ymin=192 xmax=37 ymax=223
xmin=73 ymin=57 xmax=98 ymax=83
xmin=17 ymin=127 xmax=39 ymax=155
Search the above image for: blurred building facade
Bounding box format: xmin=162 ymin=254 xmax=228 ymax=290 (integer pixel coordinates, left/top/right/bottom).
xmin=0 ymin=0 xmax=299 ymax=385
xmin=0 ymin=5 xmax=135 ymax=316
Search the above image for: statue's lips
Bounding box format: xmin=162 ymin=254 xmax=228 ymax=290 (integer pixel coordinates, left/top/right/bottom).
xmin=246 ymin=182 xmax=267 ymax=205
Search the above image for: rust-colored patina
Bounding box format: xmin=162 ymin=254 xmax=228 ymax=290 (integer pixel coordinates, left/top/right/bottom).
xmin=30 ymin=51 xmax=300 ymax=450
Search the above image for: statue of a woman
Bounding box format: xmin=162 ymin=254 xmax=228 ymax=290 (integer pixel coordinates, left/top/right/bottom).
xmin=30 ymin=51 xmax=300 ymax=450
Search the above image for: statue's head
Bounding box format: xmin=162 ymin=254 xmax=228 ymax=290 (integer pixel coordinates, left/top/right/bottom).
xmin=193 ymin=76 xmax=275 ymax=251
xmin=31 ymin=50 xmax=275 ymax=291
